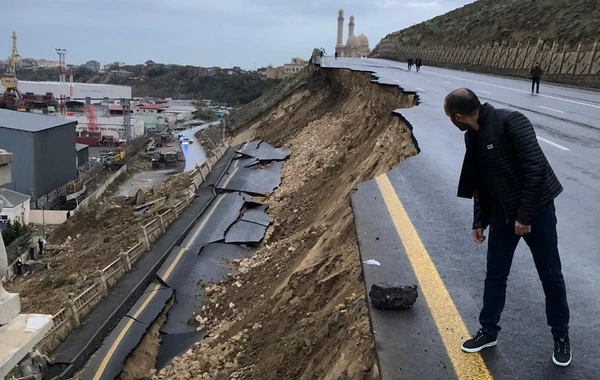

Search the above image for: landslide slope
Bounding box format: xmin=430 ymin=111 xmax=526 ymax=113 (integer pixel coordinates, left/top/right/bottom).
xmin=377 ymin=0 xmax=599 ymax=48
xmin=157 ymin=69 xmax=419 ymax=379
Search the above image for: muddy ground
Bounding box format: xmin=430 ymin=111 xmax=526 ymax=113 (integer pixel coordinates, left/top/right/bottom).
xmin=152 ymin=68 xmax=419 ymax=380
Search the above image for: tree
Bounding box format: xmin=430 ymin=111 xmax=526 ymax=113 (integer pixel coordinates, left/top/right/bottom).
xmin=1 ymin=220 xmax=28 ymax=246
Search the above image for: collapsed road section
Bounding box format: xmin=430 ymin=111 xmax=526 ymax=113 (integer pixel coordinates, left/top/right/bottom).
xmin=80 ymin=140 xmax=290 ymax=380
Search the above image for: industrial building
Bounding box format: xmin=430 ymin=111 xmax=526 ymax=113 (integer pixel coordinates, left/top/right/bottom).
xmin=0 ymin=109 xmax=77 ymax=200
xmin=65 ymin=114 xmax=145 ymax=140
xmin=18 ymin=81 xmax=132 ymax=101
xmin=76 ymin=143 xmax=89 ymax=167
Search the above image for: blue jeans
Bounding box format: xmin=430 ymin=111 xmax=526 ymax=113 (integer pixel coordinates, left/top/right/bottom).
xmin=479 ymin=201 xmax=570 ymax=338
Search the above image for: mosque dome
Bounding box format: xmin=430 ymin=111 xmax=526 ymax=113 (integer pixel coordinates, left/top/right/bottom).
xmin=347 ymin=35 xmax=360 ymax=47
xmin=358 ymin=34 xmax=369 ymax=47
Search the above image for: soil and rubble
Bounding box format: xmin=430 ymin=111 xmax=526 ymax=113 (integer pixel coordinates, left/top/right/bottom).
xmin=154 ymin=68 xmax=419 ymax=380
xmin=6 ymin=157 xmax=197 ymax=315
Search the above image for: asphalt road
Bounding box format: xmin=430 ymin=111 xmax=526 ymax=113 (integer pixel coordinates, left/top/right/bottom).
xmin=322 ymin=57 xmax=600 ymax=379
xmin=180 ymin=123 xmax=211 ymax=172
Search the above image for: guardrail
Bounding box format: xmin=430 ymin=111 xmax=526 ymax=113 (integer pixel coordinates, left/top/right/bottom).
xmin=35 ymin=137 xmax=232 ymax=356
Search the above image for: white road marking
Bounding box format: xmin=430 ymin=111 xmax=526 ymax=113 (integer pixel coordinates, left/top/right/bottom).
xmin=538 ymin=105 xmax=564 ymax=113
xmin=478 ymin=90 xmax=491 ymax=94
xmin=442 ymin=81 xmax=451 ymax=84
xmin=416 ymin=87 xmax=425 ymax=92
xmin=537 ymin=136 xmax=570 ymax=151
xmin=426 ymin=71 xmax=600 ymax=110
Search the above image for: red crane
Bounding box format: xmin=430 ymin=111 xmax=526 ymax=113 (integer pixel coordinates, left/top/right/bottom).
xmin=84 ymin=105 xmax=98 ymax=131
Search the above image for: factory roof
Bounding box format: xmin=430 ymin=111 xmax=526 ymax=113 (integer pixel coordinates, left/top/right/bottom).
xmin=0 ymin=109 xmax=75 ymax=132
xmin=76 ymin=143 xmax=89 ymax=151
xmin=19 ymin=80 xmax=130 ymax=88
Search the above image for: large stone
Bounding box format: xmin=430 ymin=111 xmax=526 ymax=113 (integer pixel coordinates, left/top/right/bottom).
xmin=368 ymin=283 xmax=418 ymax=310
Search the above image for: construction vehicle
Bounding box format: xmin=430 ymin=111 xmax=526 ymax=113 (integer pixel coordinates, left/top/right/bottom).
xmin=151 ymin=152 xmax=177 ymax=169
xmin=104 ymin=150 xmax=126 ymax=171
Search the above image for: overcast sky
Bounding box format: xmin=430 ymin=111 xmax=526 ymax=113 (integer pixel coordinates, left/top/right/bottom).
xmin=2 ymin=0 xmax=474 ymax=69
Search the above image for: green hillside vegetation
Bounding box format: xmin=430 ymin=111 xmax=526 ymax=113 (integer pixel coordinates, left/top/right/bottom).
xmin=381 ymin=0 xmax=599 ymax=48
xmin=18 ymin=65 xmax=281 ymax=105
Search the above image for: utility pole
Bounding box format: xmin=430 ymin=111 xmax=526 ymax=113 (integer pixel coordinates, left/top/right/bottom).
xmin=55 ymin=48 xmax=67 ymax=83
xmin=120 ymin=98 xmax=131 ymax=142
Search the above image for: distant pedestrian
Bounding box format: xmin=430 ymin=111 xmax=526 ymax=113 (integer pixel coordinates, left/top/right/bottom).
xmin=29 ymin=246 xmax=35 ymax=261
xmin=415 ymin=58 xmax=422 ymax=72
xmin=15 ymin=258 xmax=23 ymax=275
xmin=530 ymin=63 xmax=543 ymax=94
xmin=38 ymin=238 xmax=44 ymax=255
xmin=407 ymin=58 xmax=414 ymax=71
xmin=443 ymin=88 xmax=571 ymax=367
xmin=66 ymin=210 xmax=71 ymax=219
xmin=335 ymin=52 xmax=338 ymax=59
xmin=320 ymin=50 xmax=324 ymax=59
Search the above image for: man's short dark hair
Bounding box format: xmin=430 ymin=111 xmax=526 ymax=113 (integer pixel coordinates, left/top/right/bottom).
xmin=445 ymin=88 xmax=481 ymax=116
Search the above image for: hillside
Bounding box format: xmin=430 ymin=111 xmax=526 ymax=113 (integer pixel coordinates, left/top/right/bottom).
xmin=17 ymin=65 xmax=280 ymax=105
xmin=379 ymin=0 xmax=599 ymax=48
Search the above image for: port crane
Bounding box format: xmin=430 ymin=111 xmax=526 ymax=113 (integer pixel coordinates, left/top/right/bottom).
xmin=0 ymin=31 xmax=25 ymax=111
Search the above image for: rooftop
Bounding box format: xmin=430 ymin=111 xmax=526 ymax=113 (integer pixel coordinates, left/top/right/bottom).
xmin=0 ymin=188 xmax=31 ymax=208
xmin=76 ymin=143 xmax=89 ymax=151
xmin=0 ymin=109 xmax=75 ymax=132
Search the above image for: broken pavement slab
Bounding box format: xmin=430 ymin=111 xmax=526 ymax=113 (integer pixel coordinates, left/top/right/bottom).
xmin=225 ymin=204 xmax=272 ymax=244
xmin=217 ymin=161 xmax=284 ymax=195
xmin=156 ymin=242 xmax=254 ymax=368
xmin=81 ymin=281 xmax=173 ymax=380
xmin=235 ymin=140 xmax=291 ymax=161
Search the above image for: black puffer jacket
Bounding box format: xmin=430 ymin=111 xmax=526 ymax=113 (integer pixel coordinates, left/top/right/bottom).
xmin=457 ymin=103 xmax=563 ymax=228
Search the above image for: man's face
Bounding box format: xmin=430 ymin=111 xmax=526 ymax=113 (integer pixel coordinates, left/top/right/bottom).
xmin=444 ymin=103 xmax=474 ymax=131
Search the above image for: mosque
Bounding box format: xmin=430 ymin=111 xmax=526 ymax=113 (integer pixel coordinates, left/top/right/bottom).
xmin=335 ymin=9 xmax=370 ymax=58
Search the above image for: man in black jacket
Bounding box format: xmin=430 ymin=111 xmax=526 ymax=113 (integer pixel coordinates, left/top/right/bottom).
xmin=531 ymin=63 xmax=543 ymax=94
xmin=444 ymin=88 xmax=571 ymax=367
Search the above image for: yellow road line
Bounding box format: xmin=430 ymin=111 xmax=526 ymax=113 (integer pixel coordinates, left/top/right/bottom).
xmin=375 ymin=174 xmax=493 ymax=380
xmin=91 ymin=194 xmax=227 ymax=379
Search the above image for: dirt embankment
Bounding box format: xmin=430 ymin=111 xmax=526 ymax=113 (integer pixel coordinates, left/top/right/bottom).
xmin=156 ymin=68 xmax=419 ymax=380
xmin=6 ymin=158 xmax=195 ymax=315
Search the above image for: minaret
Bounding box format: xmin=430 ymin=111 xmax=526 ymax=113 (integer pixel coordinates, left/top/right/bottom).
xmin=336 ymin=9 xmax=344 ymax=48
xmin=349 ymin=15 xmax=355 ymax=37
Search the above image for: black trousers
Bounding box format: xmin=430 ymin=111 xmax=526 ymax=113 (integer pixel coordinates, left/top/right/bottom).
xmin=532 ymin=78 xmax=541 ymax=93
xmin=479 ymin=201 xmax=570 ymax=338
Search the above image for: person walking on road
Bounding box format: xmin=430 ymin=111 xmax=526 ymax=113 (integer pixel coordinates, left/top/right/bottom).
xmin=531 ymin=63 xmax=543 ymax=94
xmin=443 ymin=88 xmax=571 ymax=367
xmin=407 ymin=58 xmax=414 ymax=71
xmin=415 ymin=58 xmax=422 ymax=72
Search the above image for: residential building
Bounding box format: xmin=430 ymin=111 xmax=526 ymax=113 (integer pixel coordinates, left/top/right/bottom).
xmin=282 ymin=58 xmax=308 ymax=77
xmin=37 ymin=59 xmax=60 ymax=68
xmin=0 ymin=188 xmax=31 ymax=225
xmin=266 ymin=66 xmax=284 ymax=79
xmin=0 ymin=110 xmax=77 ymax=200
xmin=85 ymin=60 xmax=101 ymax=71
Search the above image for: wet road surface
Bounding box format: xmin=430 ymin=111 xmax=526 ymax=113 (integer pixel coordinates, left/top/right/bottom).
xmin=323 ymin=57 xmax=600 ymax=380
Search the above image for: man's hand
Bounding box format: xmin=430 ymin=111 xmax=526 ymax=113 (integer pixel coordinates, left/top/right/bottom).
xmin=472 ymin=228 xmax=486 ymax=244
xmin=514 ymin=221 xmax=531 ymax=236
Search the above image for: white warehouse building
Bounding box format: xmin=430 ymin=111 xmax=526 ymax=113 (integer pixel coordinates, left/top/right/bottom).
xmin=63 ymin=114 xmax=145 ymax=140
xmin=19 ymin=81 xmax=132 ymax=101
